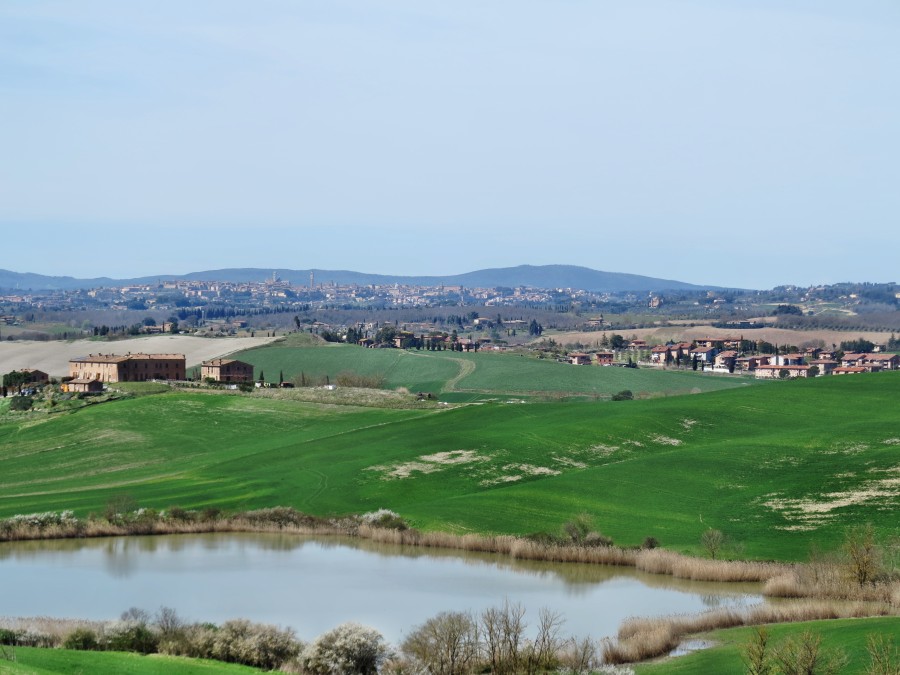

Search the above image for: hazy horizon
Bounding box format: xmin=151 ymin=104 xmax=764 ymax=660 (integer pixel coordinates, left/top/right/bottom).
xmin=3 ymin=2 xmax=898 ymax=289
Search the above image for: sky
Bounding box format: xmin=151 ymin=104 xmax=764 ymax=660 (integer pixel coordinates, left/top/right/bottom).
xmin=1 ymin=1 xmax=898 ymax=289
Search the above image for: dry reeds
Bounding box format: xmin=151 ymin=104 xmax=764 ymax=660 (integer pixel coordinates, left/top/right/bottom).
xmin=603 ymin=601 xmax=894 ymax=664
xmin=356 ymin=526 xmax=788 ymax=583
xmin=634 ymin=548 xmax=786 ymax=583
xmin=764 ymin=570 xmax=900 ymax=606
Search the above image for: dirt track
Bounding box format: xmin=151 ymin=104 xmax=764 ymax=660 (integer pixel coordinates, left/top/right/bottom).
xmin=0 ymin=335 xmax=278 ymax=377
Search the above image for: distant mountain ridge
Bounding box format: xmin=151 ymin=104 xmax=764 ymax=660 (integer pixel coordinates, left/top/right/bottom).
xmin=0 ymin=265 xmax=724 ymax=293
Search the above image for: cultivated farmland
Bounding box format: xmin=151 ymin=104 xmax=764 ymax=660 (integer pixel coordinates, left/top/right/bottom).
xmin=232 ymin=340 xmax=752 ymax=399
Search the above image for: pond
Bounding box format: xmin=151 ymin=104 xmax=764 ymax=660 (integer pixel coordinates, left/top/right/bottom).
xmin=0 ymin=533 xmax=763 ymax=643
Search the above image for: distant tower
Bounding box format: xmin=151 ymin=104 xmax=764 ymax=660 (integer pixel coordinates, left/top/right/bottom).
xmin=310 ymin=271 xmax=314 ymax=290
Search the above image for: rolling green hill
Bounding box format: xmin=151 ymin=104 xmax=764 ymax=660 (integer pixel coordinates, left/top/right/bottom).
xmin=231 ymin=341 xmax=752 ymax=400
xmin=1 ymin=373 xmax=898 ymax=562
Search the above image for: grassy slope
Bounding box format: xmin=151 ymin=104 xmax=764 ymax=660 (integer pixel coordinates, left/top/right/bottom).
xmin=1 ymin=373 xmax=898 ymax=561
xmin=635 ymin=617 xmax=900 ymax=675
xmin=0 ymin=648 xmax=261 ymax=674
xmin=233 ymin=341 xmax=752 ymax=398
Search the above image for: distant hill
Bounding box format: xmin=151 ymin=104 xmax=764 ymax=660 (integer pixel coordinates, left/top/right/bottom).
xmin=0 ymin=265 xmax=723 ymax=293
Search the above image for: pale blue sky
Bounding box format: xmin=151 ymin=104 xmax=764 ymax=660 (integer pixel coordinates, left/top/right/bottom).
xmin=2 ymin=1 xmax=898 ymax=288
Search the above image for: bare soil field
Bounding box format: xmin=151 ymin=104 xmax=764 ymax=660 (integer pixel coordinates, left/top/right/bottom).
xmin=0 ymin=335 xmax=278 ymax=377
xmin=551 ymin=326 xmax=898 ymax=349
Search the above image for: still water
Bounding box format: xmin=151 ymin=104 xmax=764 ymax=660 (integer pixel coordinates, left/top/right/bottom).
xmin=0 ymin=533 xmax=762 ymax=642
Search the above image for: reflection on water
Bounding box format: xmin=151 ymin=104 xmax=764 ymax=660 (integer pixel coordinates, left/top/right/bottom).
xmin=0 ymin=533 xmax=763 ymax=642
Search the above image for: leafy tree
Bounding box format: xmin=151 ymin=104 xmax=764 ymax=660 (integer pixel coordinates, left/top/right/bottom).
xmin=773 ymin=304 xmax=803 ymax=316
xmin=841 ymin=338 xmax=875 ymax=353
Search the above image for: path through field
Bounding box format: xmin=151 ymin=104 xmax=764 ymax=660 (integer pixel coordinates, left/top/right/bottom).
xmin=406 ymin=351 xmax=476 ymax=393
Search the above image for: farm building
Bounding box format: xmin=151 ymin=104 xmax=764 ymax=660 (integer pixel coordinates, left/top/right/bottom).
xmin=69 ymin=353 xmax=186 ymax=382
xmin=63 ymin=378 xmax=103 ymax=393
xmin=201 ymin=358 xmax=254 ymax=383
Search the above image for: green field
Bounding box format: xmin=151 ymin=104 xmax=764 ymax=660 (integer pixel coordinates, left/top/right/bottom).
xmin=0 ymin=647 xmax=261 ymax=674
xmin=2 ymin=372 xmax=899 ymax=561
xmin=232 ymin=340 xmax=753 ymax=399
xmin=636 ymin=617 xmax=900 ymax=674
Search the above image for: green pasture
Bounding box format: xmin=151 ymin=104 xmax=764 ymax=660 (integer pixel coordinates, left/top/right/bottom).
xmin=0 ymin=647 xmax=261 ymax=674
xmin=232 ymin=341 xmax=753 ymax=398
xmin=1 ymin=373 xmax=899 ymax=561
xmin=636 ymin=617 xmax=900 ymax=675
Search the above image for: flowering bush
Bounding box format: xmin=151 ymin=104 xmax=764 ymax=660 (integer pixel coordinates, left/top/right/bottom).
xmin=300 ymin=622 xmax=389 ymax=675
xmin=360 ymin=509 xmax=408 ymax=530
xmin=1 ymin=510 xmax=79 ymax=531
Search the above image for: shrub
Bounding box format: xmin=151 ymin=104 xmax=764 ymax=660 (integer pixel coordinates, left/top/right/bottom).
xmin=107 ymin=611 xmax=159 ymax=654
xmin=211 ymin=619 xmax=301 ymax=670
xmin=167 ymin=506 xmax=194 ymax=522
xmin=236 ymin=507 xmax=318 ymax=528
xmin=9 ymin=395 xmax=33 ymax=411
xmin=0 ymin=629 xmax=21 ymax=646
xmin=611 ymin=389 xmax=634 ymax=401
xmin=63 ymin=628 xmax=100 ymax=651
xmin=335 ymin=371 xmax=386 ymax=389
xmin=360 ymin=509 xmax=408 ymax=530
xmin=772 ymin=630 xmax=847 ymax=675
xmin=300 ymin=622 xmax=389 ymax=675
xmin=642 ymin=536 xmax=660 ymax=550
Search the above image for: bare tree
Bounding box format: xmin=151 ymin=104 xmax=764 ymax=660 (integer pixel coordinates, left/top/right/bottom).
xmin=844 ymin=523 xmax=881 ymax=586
xmin=481 ymin=601 xmax=526 ymax=675
xmin=401 ymin=611 xmax=479 ymax=675
xmin=701 ymin=528 xmax=725 ymax=560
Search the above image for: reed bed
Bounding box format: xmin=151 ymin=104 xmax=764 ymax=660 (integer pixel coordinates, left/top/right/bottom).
xmin=603 ymin=600 xmax=894 ymax=664
xmin=764 ymin=570 xmax=900 ymax=606
xmin=356 ymin=525 xmax=789 ymax=583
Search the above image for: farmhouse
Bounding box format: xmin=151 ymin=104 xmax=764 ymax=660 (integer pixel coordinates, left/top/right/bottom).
xmin=689 ymin=346 xmax=718 ymax=363
xmin=713 ymin=350 xmax=738 ymax=371
xmin=809 ymin=359 xmax=839 ymax=376
xmin=650 ymin=345 xmax=671 ymax=363
xmin=69 ymin=353 xmax=186 ymax=382
xmin=736 ymin=355 xmax=771 ymax=372
xmin=595 ymin=351 xmax=614 ymax=365
xmin=201 ymin=358 xmax=254 ymax=383
xmin=62 ymin=378 xmax=103 ymax=393
xmin=568 ymin=352 xmax=592 ymax=365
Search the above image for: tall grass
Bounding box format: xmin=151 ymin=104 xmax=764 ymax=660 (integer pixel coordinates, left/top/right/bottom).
xmin=357 ymin=526 xmax=788 ymax=583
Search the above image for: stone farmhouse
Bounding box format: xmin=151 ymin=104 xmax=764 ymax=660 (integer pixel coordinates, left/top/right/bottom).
xmin=69 ymin=353 xmax=186 ymax=382
xmin=201 ymin=358 xmax=254 ymax=383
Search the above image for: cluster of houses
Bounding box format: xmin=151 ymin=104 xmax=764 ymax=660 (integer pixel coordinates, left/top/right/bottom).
xmin=569 ymin=337 xmax=899 ymax=379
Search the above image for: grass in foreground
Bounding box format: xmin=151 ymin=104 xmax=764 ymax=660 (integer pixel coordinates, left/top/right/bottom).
xmin=635 ymin=616 xmax=900 ymax=675
xmin=0 ymin=647 xmax=262 ymax=674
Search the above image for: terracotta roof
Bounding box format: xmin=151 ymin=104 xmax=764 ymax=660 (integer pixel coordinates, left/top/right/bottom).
xmin=71 ymin=353 xmax=185 ymax=363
